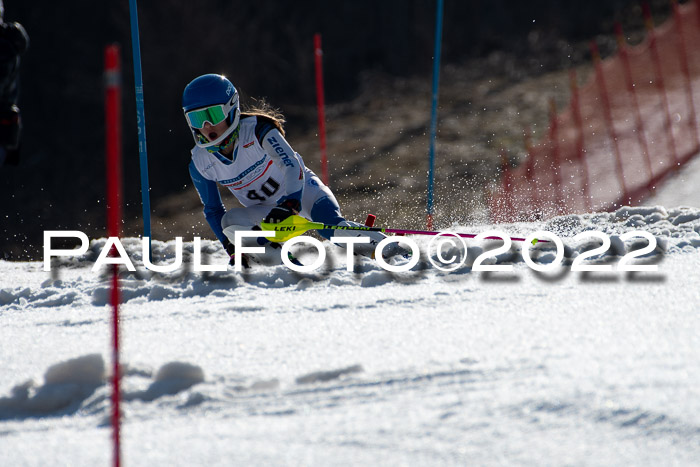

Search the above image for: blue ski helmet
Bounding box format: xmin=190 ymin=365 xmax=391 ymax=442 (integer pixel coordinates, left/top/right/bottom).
xmin=182 ymin=74 xmax=240 ymax=150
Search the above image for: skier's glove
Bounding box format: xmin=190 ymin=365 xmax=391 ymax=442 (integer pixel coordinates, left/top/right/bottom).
xmin=264 ymin=199 xmax=301 ymax=224
xmin=225 ymin=241 xmax=250 ymax=269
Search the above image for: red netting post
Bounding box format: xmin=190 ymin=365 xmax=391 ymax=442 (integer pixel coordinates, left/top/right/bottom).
xmin=569 ymin=70 xmax=592 ymax=211
xmin=500 ymin=148 xmax=514 ymax=221
xmin=615 ymin=23 xmax=654 ymax=183
xmin=591 ymin=41 xmax=629 ymax=204
xmin=105 ymin=44 xmax=122 ymax=467
xmin=644 ymin=2 xmax=680 ymax=169
xmin=672 ymin=0 xmax=700 ymax=152
xmin=548 ymin=98 xmax=565 ymax=212
xmin=523 ymin=127 xmax=541 ymax=211
xmin=314 ymin=33 xmax=329 ymax=186
xmin=487 ymin=188 xmax=495 ymax=223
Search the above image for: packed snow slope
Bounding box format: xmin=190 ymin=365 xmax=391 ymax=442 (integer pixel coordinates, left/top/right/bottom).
xmin=1 ymin=202 xmax=699 ymax=466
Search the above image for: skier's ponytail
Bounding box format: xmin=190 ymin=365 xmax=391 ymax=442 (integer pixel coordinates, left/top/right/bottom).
xmin=241 ymin=98 xmax=286 ymax=136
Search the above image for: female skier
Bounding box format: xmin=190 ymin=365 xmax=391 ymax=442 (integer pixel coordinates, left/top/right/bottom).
xmin=183 ymin=73 xmax=401 ymax=267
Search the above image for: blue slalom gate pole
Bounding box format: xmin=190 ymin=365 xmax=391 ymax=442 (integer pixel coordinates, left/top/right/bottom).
xmin=426 ymin=0 xmax=444 ymax=230
xmin=128 ymin=0 xmax=152 ymax=256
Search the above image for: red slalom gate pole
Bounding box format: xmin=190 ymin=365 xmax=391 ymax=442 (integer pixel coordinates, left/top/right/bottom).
xmin=105 ymin=44 xmax=122 ymax=467
xmin=314 ymin=33 xmax=329 ymax=186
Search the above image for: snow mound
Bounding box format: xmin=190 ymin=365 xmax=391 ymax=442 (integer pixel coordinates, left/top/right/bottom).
xmin=154 ymin=361 xmax=205 ymax=384
xmin=44 ymin=353 xmax=105 ymax=385
xmin=0 ymin=355 xmax=207 ymax=419
xmin=125 ymin=361 xmax=205 ymax=402
xmin=0 ymin=354 xmax=104 ymax=418
xmin=295 ymin=364 xmax=364 ymax=384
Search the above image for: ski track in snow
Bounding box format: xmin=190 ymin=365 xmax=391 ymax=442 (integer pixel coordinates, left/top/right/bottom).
xmin=1 ymin=205 xmax=700 ymax=465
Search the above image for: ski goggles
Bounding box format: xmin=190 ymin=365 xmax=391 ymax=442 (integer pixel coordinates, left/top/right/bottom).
xmin=185 ymin=104 xmax=229 ymax=129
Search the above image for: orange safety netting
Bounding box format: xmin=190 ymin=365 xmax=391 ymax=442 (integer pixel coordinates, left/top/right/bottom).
xmin=489 ymin=0 xmax=700 ymax=222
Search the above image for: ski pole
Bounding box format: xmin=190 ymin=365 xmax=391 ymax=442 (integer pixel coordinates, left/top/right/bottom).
xmin=260 ymin=215 xmax=541 ymax=243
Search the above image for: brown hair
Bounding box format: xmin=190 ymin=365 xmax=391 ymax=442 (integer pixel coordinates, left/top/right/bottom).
xmin=240 ymin=98 xmax=286 ymax=136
